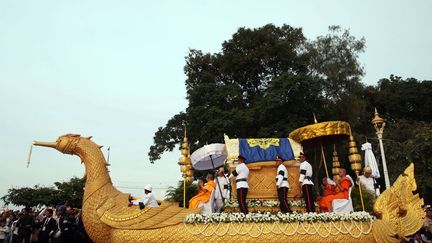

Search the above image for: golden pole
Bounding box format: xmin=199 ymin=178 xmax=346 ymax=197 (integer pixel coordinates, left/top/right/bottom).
xmin=179 ymin=126 xmax=193 ymax=208
xmin=183 ymin=178 xmax=186 ymax=208
xmin=320 ymin=144 xmax=329 ymax=178
xmin=356 ymin=171 xmax=365 ymax=211
xmin=348 ymin=129 xmax=365 ymax=212
xmin=314 ymin=114 xmax=330 ymax=178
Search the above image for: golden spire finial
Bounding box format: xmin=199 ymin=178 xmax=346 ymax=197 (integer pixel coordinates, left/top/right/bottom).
xmin=332 ymin=144 xmax=340 ymax=180
xmin=179 ymin=126 xmax=193 ymax=182
xmin=183 ymin=126 xmax=188 ymax=143
xmin=372 ymin=108 xmax=385 ymax=132
xmin=313 ymin=113 xmax=318 ymax=124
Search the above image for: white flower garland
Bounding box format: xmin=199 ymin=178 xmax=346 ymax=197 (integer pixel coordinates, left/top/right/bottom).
xmin=224 ymin=199 xmax=318 ymax=208
xmin=184 ymin=211 xmax=374 ymax=224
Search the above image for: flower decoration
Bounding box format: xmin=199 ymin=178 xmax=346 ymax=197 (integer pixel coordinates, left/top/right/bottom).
xmin=184 ymin=211 xmax=374 ymax=224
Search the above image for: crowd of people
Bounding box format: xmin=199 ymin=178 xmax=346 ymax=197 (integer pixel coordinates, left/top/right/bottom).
xmin=0 ymin=202 xmax=91 ymax=243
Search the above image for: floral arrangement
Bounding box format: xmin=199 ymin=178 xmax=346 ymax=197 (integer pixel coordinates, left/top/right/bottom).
xmin=224 ymin=199 xmax=318 ymax=208
xmin=184 ymin=211 xmax=374 ymax=224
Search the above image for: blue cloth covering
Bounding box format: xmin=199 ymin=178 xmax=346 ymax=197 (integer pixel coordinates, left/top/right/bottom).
xmin=239 ymin=138 xmax=294 ymax=164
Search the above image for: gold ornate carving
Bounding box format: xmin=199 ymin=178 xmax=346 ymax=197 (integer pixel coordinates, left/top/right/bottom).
xmin=373 ymin=163 xmax=425 ymax=241
xmin=288 ymin=121 xmax=351 ymax=143
xmin=246 ymin=138 xmax=280 ymax=149
xmin=230 ymin=161 xmax=302 ymax=200
xmin=33 ymin=135 xmax=425 ymax=243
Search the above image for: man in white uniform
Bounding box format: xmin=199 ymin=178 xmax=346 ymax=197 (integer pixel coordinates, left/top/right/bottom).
xmin=275 ymin=156 xmax=291 ymax=213
xmin=130 ymin=185 xmax=159 ymax=209
xmin=298 ymin=152 xmax=315 ymax=212
xmin=357 ymin=166 xmax=380 ymax=196
xmin=214 ymin=168 xmax=229 ymax=212
xmin=230 ymin=155 xmax=249 ymax=214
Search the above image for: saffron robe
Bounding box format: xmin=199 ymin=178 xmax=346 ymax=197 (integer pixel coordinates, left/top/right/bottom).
xmin=322 ymin=184 xmax=337 ymax=197
xmin=317 ymin=177 xmax=351 ymax=212
xmin=189 ymin=180 xmax=216 ymax=209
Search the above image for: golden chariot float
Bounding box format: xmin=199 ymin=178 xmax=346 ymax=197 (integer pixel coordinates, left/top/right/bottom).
xmin=32 ymin=125 xmax=425 ymax=242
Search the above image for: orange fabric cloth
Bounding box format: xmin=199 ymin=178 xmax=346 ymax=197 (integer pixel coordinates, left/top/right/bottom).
xmin=317 ymin=177 xmax=351 ymax=212
xmin=189 ymin=180 xmax=216 ymax=209
xmin=322 ymin=184 xmax=337 ymax=197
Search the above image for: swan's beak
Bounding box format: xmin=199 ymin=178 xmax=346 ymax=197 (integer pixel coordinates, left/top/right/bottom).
xmin=33 ymin=141 xmax=57 ymax=148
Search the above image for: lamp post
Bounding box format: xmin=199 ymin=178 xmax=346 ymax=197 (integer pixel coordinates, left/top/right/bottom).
xmin=371 ymin=108 xmax=390 ymax=189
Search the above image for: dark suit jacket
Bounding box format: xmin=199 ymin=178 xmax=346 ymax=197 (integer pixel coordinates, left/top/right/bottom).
xmin=39 ymin=217 xmax=58 ymax=243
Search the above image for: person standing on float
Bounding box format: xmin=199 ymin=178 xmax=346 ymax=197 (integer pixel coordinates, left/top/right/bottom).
xmin=230 ymin=155 xmax=249 ymax=214
xmin=275 ymin=156 xmax=292 ymax=213
xmin=214 ymin=168 xmax=229 ymax=213
xmin=298 ymin=152 xmax=315 ymax=212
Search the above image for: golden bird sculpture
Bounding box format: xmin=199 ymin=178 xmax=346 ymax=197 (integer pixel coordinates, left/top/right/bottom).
xmin=33 ymin=134 xmax=425 ymax=243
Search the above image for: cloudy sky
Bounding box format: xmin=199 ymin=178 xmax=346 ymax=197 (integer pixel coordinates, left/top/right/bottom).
xmin=1 ymin=0 xmax=431 ymax=207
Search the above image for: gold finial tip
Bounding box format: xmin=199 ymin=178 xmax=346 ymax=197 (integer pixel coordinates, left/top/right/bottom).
xmin=372 ymin=108 xmax=385 ymax=124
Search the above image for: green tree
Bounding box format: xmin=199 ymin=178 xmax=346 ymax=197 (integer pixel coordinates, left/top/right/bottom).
xmin=1 ymin=177 xmax=85 ymax=208
xmin=362 ymin=76 xmax=432 ymax=203
xmin=165 ymin=180 xmax=199 ymax=208
xmin=306 ymin=25 xmax=366 ymax=102
xmin=148 ymin=24 xmax=365 ymax=162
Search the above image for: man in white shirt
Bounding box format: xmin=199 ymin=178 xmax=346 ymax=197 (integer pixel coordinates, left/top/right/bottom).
xmin=357 ymin=166 xmax=380 ymax=196
xmin=275 ymin=156 xmax=291 ymax=213
xmin=130 ymin=185 xmax=159 ymax=209
xmin=230 ymin=155 xmax=249 ymax=214
xmin=214 ymin=168 xmax=229 ymax=213
xmin=298 ymin=152 xmax=315 ymax=212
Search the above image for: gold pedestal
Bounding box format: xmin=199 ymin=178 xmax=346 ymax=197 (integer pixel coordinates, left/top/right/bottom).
xmin=230 ymin=161 xmax=302 ymax=200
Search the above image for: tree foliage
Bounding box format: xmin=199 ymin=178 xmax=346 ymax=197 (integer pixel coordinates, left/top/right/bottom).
xmin=148 ymin=24 xmax=365 ymax=162
xmin=149 ymin=24 xmax=432 ymax=203
xmin=1 ymin=177 xmax=85 ymax=208
xmin=165 ymin=180 xmax=199 ymax=208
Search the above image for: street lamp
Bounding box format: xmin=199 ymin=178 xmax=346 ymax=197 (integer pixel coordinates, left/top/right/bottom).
xmin=371 ymin=108 xmax=390 ymax=189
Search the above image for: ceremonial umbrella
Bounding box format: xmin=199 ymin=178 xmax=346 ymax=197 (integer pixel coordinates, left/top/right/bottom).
xmin=289 ymin=120 xmax=365 ymax=211
xmin=361 ymin=142 xmax=381 ymax=179
xmin=289 ymin=121 xmax=352 ymax=149
xmin=191 ymin=143 xmax=227 ymax=171
xmin=191 ymin=143 xmax=227 ymax=203
xmin=288 ymin=121 xmax=352 ymax=178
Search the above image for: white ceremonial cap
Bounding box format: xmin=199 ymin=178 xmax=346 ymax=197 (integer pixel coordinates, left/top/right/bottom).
xmin=144 ymin=185 xmax=152 ymax=191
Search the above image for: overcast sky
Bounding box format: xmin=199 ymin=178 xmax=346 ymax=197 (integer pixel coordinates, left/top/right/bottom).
xmin=1 ymin=0 xmax=431 ymax=208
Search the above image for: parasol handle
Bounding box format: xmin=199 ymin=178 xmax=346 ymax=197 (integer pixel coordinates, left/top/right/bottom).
xmin=320 ymin=143 xmax=329 ymax=178
xmin=210 ymin=155 xmax=225 ymax=202
xmin=222 ymin=166 xmax=232 ymax=201
xmin=356 ymin=172 xmax=365 ymax=211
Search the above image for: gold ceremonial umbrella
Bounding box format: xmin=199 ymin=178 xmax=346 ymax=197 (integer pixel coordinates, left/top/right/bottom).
xmin=289 ymin=120 xmax=351 ymax=178
xmin=289 ymin=120 xmax=365 ymax=210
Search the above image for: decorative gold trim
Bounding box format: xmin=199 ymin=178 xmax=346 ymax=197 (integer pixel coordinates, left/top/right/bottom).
xmin=288 ymin=121 xmax=351 ymax=143
xmin=246 ymin=138 xmax=280 ymax=149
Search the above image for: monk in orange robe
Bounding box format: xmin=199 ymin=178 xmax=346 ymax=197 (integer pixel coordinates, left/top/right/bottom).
xmin=317 ymin=169 xmax=352 ymax=212
xmin=189 ymin=174 xmax=216 ymax=209
xmin=321 ymin=177 xmax=337 ymax=197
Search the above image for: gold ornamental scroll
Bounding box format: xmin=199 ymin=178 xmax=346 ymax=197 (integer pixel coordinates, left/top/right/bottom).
xmin=246 ymin=138 xmax=280 ymax=149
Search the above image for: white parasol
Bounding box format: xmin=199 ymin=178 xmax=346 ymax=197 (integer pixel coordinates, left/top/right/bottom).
xmin=361 ymin=142 xmax=381 ymax=178
xmin=191 ymin=143 xmax=227 ymax=171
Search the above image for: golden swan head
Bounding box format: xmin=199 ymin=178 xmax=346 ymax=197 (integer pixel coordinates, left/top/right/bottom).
xmin=33 ymin=134 xmax=89 ymax=155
